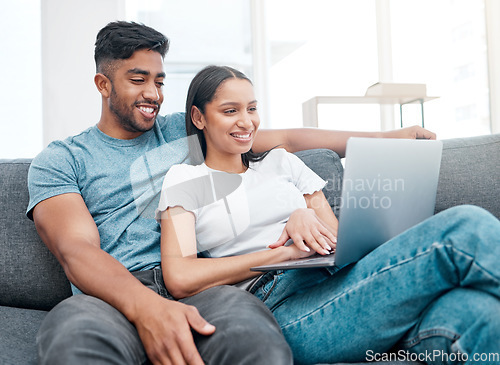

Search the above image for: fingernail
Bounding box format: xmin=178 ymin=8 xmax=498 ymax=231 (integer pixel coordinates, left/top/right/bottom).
xmin=304 ymin=246 xmax=310 ymax=252
xmin=323 ymin=249 xmax=330 ymax=255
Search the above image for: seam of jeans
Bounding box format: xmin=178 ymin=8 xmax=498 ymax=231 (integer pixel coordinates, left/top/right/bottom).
xmin=448 ymin=241 xmax=500 ymax=286
xmin=248 ymin=270 xmax=283 ymax=294
xmin=261 ymin=274 xmax=281 ymax=302
xmin=279 ymin=242 xmax=445 ymax=330
xmin=399 ymin=328 xmax=461 ymax=348
xmin=246 ymin=273 xmax=269 ymax=293
xmin=450 ymin=338 xmax=467 ymax=358
xmin=153 ymin=267 xmax=169 ymax=298
xmin=267 ymin=270 xmax=333 ymax=312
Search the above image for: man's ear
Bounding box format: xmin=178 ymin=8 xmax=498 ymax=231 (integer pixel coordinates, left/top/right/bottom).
xmin=94 ymin=73 xmax=112 ymax=98
xmin=191 ymin=106 xmax=205 ymax=130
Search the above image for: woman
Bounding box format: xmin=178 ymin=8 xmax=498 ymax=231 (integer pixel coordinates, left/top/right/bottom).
xmin=157 ymin=65 xmax=500 ymax=364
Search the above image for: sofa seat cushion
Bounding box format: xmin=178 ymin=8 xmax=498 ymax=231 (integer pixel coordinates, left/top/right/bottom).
xmin=0 ymin=306 xmax=47 ymax=365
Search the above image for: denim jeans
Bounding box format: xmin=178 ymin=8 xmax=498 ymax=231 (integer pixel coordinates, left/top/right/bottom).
xmin=37 ymin=267 xmax=293 ymax=365
xmin=250 ymin=205 xmax=500 ymax=364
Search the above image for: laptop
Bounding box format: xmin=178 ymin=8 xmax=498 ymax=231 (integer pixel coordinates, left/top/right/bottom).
xmin=251 ymin=137 xmax=443 ymax=272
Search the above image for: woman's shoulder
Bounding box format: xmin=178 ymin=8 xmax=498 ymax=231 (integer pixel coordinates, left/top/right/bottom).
xmin=264 ymin=148 xmax=303 ymax=165
xmin=249 ymin=148 xmax=299 ymax=174
xmin=164 ymin=163 xmax=208 ymax=187
xmin=262 ymin=147 xmax=289 ymax=161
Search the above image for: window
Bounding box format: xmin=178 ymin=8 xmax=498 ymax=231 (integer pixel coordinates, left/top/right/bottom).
xmin=264 ymin=0 xmax=379 ymax=130
xmin=263 ymin=0 xmax=493 ymax=138
xmin=126 ymin=0 xmax=253 ymax=116
xmin=1 ymin=0 xmax=496 ymax=161
xmin=0 ymin=0 xmax=42 ymax=158
xmin=391 ymin=0 xmax=490 ymax=138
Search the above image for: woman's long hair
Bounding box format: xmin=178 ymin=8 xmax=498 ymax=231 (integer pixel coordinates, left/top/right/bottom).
xmin=185 ymin=65 xmax=274 ymax=167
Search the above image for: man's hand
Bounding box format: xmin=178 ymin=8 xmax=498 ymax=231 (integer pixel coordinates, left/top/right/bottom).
xmin=381 ymin=125 xmax=436 ymax=140
xmin=134 ymin=294 xmax=215 ymax=365
xmin=268 ymin=208 xmax=337 ymax=257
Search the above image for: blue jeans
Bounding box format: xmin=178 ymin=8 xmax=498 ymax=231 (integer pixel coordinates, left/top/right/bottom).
xmin=37 ymin=267 xmax=292 ymax=365
xmin=250 ymin=205 xmax=500 ymax=364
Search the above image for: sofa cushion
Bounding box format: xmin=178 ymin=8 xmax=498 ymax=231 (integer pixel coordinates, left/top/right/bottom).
xmin=436 ymin=134 xmax=500 ymax=219
xmin=0 ymin=159 xmax=72 ymax=310
xmin=0 ymin=306 xmax=47 ymax=365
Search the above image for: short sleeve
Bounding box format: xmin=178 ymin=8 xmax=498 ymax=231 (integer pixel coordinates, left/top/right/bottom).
xmin=280 ymin=149 xmax=326 ymax=195
xmin=157 ymin=112 xmax=188 ymax=143
xmin=27 ymin=142 xmax=81 ymax=219
xmin=155 ymin=164 xmax=214 ymax=222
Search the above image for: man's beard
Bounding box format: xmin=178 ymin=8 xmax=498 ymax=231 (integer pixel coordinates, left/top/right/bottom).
xmin=109 ymin=87 xmax=156 ymax=134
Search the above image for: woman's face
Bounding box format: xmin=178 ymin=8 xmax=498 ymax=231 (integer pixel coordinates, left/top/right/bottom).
xmin=197 ymin=78 xmax=260 ymax=161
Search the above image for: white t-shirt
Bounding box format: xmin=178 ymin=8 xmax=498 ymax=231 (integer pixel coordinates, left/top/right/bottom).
xmin=157 ymin=149 xmax=325 ymax=288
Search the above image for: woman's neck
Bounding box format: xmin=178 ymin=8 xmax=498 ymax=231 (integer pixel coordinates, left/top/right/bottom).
xmin=204 ymin=153 xmax=247 ymax=174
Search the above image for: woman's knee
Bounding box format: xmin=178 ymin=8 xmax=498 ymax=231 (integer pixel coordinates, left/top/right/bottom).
xmin=440 ymin=205 xmax=496 ymax=227
xmin=401 ymin=288 xmax=500 ymax=357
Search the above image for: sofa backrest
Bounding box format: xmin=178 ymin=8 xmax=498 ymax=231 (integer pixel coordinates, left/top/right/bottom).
xmin=296 ymin=149 xmax=344 ymax=217
xmin=0 ymin=134 xmax=497 ymax=312
xmin=437 ymin=133 xmax=499 ymax=219
xmin=0 ymin=159 xmax=72 ymax=311
xmin=0 ymin=150 xmax=343 ymax=311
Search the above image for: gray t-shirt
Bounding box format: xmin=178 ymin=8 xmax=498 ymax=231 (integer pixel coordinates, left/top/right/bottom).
xmin=27 ymin=113 xmax=188 ymax=293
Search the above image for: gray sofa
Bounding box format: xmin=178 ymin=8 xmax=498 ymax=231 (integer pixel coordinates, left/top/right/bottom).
xmin=1 ymin=133 xmax=499 ymax=365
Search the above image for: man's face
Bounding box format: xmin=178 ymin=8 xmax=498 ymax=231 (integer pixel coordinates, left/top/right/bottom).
xmin=107 ymin=49 xmax=165 ymax=137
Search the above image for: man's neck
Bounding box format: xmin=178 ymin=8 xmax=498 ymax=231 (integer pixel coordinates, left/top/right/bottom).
xmin=97 ymin=114 xmax=145 ymax=140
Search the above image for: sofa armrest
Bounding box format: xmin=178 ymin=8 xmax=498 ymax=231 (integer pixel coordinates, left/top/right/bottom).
xmin=0 ymin=159 xmax=72 ymax=311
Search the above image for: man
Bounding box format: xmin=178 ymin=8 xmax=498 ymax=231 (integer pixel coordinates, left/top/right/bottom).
xmin=28 ymin=21 xmax=434 ymax=365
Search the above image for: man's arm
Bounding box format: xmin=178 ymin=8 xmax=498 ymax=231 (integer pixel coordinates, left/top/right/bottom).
xmin=253 ymin=125 xmax=436 ymax=157
xmin=33 ymin=193 xmax=214 ymax=365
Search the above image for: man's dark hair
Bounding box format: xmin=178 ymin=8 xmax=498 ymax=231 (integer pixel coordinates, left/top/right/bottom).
xmin=94 ymin=21 xmax=169 ymax=77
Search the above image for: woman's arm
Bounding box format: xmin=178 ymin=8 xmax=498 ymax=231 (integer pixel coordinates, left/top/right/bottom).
xmin=253 ymin=125 xmax=436 ymax=158
xmin=269 ymin=190 xmax=338 ymax=254
xmin=160 ymin=207 xmax=308 ymax=299
xmin=304 ymin=189 xmax=339 ymax=234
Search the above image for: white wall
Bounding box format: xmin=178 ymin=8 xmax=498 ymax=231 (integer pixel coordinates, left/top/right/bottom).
xmin=0 ymin=0 xmax=43 ymax=158
xmin=1 ymin=0 xmax=498 ymax=159
xmin=41 ymin=0 xmax=126 ymax=146
xmin=486 ymin=0 xmax=500 ymax=134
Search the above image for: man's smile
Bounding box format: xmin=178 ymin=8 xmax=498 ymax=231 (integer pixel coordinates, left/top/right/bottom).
xmin=136 ymin=102 xmax=159 ymax=119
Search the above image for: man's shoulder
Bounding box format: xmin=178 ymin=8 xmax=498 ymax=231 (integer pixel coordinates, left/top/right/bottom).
xmin=157 ymin=112 xmax=185 ymax=129
xmin=27 ymin=127 xmax=98 ymax=219
xmin=33 ymin=126 xmax=96 ymax=165
xmin=157 ymin=112 xmax=187 ymax=141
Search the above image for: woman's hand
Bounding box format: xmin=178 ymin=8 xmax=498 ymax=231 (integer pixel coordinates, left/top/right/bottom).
xmin=268 ymin=208 xmax=337 ymax=256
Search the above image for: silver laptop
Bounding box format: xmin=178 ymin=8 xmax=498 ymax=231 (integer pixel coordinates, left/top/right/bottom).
xmin=251 ymin=137 xmax=443 ymax=272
